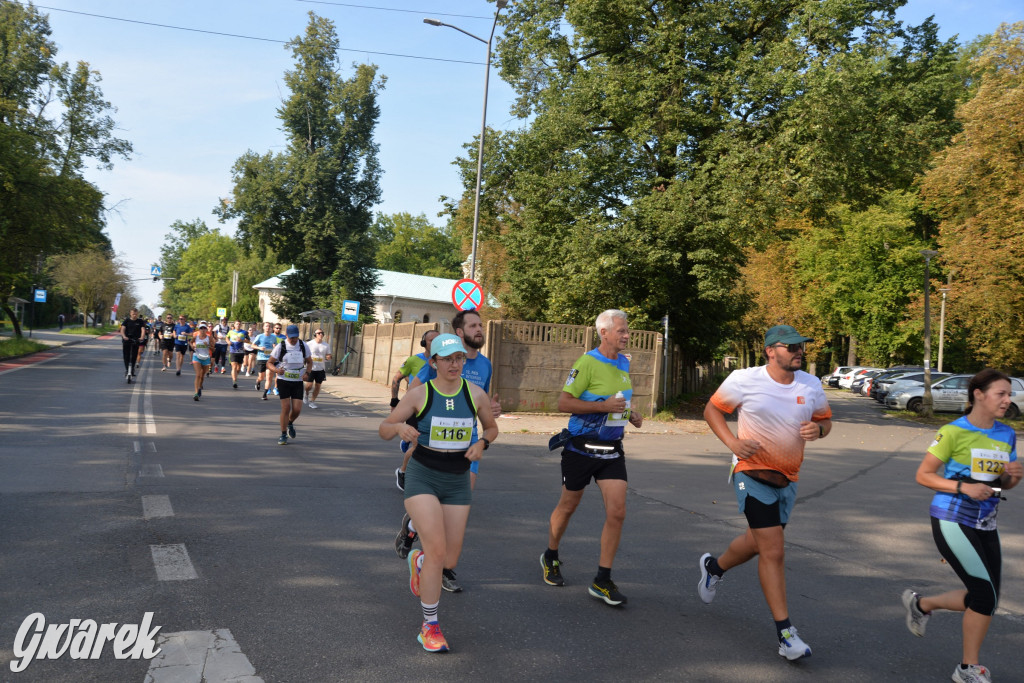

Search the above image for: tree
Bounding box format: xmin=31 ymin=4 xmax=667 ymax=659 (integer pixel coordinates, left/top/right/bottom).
xmin=921 ymin=23 xmax=1024 ymax=371
xmin=371 ymin=212 xmax=461 ymax=278
xmin=0 ymin=2 xmax=131 ymax=336
xmin=218 ymin=12 xmax=384 ymax=321
xmin=465 ymin=0 xmax=958 ymax=357
xmin=50 ymin=249 xmax=134 ymax=327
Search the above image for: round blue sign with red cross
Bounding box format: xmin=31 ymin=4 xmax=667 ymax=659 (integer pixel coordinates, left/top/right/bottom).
xmin=451 ymin=279 xmax=483 ymax=311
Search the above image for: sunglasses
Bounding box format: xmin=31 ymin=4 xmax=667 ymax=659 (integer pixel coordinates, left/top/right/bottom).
xmin=314 ymin=331 xmax=324 ymax=335
xmin=772 ymin=342 xmax=805 ymax=353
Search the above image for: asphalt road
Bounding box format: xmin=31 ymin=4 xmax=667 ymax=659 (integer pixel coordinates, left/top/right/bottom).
xmin=1 ymin=338 xmax=1021 ymax=682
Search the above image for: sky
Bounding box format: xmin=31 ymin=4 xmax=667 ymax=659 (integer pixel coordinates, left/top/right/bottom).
xmin=28 ymin=0 xmax=1023 ymax=312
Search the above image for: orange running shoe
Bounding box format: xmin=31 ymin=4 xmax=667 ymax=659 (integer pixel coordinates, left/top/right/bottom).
xmin=408 ymin=549 xmax=423 ymax=597
xmin=417 ymin=621 xmax=449 ymax=652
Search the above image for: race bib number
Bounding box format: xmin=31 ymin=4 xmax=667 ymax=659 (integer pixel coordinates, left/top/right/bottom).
xmin=284 ymin=369 xmax=302 ymax=380
xmin=177 ymin=333 xmax=187 ymax=342
xmin=163 ymin=330 xmax=174 ymax=339
xmin=970 ymin=448 xmax=1010 ymax=481
xmin=312 ymin=356 xmax=323 ymax=363
xmin=605 ymin=402 xmax=631 ymax=428
xmin=428 ymin=416 xmax=474 ymax=449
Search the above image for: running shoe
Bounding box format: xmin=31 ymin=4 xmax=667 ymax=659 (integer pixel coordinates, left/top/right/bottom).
xmin=395 ymin=467 xmax=405 ymax=492
xmin=254 ymin=381 xmax=260 ymax=391
xmin=441 ymin=568 xmax=462 ymax=593
xmin=288 ymin=423 xmax=296 ymax=439
xmin=220 ymin=367 xmax=226 ymax=374
xmin=197 ymin=388 xmax=202 ymax=398
xmin=176 ymin=370 xmax=181 ymax=376
xmin=588 ymin=579 xmax=627 ymax=606
xmin=408 ymin=549 xmax=423 ymax=597
xmin=193 ymin=393 xmax=199 ymax=401
xmin=126 ymin=373 xmax=131 ymax=384
xmin=952 ymin=664 xmax=992 ymax=683
xmin=262 ymin=391 xmax=268 ymax=401
xmin=302 ymin=392 xmax=309 ymax=405
xmin=161 ymin=367 xmax=167 ymax=372
xmin=395 ymin=513 xmax=417 ymax=558
xmin=272 ymin=388 xmax=279 ymax=396
xmin=308 ymin=401 xmax=318 ymax=409
xmin=778 ymin=627 xmax=812 ymax=661
xmin=233 ymin=382 xmax=238 ymax=389
xmin=417 ymin=621 xmax=449 ymax=653
xmin=278 ymin=434 xmax=288 ymax=445
xmin=698 ymin=552 xmax=721 ymax=604
xmin=540 ymin=553 xmax=564 ymax=587
xmin=901 ymin=589 xmax=930 ymax=637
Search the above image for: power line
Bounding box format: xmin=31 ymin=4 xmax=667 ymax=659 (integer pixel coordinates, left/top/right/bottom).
xmin=295 ymin=0 xmax=491 ymax=20
xmin=29 ymin=3 xmax=486 ymax=65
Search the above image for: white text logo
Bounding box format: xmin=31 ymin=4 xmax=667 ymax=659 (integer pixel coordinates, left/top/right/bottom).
xmin=10 ymin=612 xmax=162 ymax=673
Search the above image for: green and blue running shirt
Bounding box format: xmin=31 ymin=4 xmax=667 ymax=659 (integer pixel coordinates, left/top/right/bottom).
xmin=927 ymin=415 xmax=1016 ymax=530
xmin=563 ymin=348 xmax=632 ymax=448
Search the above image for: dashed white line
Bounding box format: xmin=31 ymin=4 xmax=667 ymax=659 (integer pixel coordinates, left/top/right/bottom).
xmin=144 ymin=629 xmax=263 ymax=683
xmin=150 ymin=544 xmax=198 ymax=581
xmin=143 ymin=371 xmax=156 ymax=434
xmin=142 ymin=495 xmax=174 ymax=519
xmin=140 ymin=464 xmax=164 ymax=478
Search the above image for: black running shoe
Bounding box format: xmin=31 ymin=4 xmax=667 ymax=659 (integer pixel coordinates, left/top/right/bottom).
xmin=589 ymin=578 xmax=627 ymax=606
xmin=441 ymin=568 xmax=462 ymax=593
xmin=193 ymin=393 xmax=199 ymax=401
xmin=233 ymin=382 xmax=238 ymax=389
xmin=540 ymin=553 xmax=564 ymax=587
xmin=394 ymin=513 xmax=418 ymax=559
xmin=262 ymin=391 xmax=268 ymax=401
xmin=176 ymin=370 xmax=181 ymax=376
xmin=287 ymin=423 xmax=296 ymax=438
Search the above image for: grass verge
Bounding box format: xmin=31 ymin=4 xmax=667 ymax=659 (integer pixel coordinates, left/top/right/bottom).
xmin=59 ymin=325 xmax=118 ymax=336
xmin=0 ymin=337 xmax=48 ymax=359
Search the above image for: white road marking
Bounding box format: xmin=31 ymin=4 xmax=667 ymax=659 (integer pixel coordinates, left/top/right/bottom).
xmin=150 ymin=544 xmax=198 ymax=581
xmin=148 ymin=441 xmax=158 ymax=452
xmin=134 ymin=441 xmax=141 ymax=453
xmin=143 ymin=371 xmax=156 ymax=434
xmin=142 ymin=495 xmax=174 ymax=519
xmin=128 ymin=371 xmax=142 ymax=434
xmin=140 ymin=464 xmax=164 ymax=478
xmin=144 ymin=629 xmax=263 ymax=683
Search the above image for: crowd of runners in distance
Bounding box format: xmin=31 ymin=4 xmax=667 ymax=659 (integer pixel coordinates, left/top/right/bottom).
xmin=119 ymin=306 xmax=1021 ymax=681
xmin=118 ymin=310 xmax=332 ymax=444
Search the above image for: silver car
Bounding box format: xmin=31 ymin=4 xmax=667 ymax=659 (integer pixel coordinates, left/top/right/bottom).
xmin=887 ymin=375 xmax=1024 ymax=418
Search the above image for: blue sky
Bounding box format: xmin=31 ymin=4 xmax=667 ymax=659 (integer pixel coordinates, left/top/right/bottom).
xmin=32 ymin=0 xmax=1022 ymax=311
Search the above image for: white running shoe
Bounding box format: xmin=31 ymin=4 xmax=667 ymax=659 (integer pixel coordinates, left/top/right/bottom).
xmin=308 ymin=401 xmax=318 ymax=409
xmin=302 ymin=392 xmax=309 ymax=405
xmin=778 ymin=627 xmax=811 ymax=661
xmin=697 ymin=553 xmax=721 ymax=604
xmin=952 ymin=664 xmax=992 ymax=683
xmin=901 ymin=589 xmax=930 ymax=637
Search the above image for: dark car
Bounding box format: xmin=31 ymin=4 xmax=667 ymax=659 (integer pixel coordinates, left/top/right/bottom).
xmin=870 ymin=366 xmax=927 ymax=402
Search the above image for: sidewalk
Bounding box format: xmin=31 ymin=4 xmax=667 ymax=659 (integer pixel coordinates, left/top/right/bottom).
xmin=318 ymin=373 xmax=708 ymax=436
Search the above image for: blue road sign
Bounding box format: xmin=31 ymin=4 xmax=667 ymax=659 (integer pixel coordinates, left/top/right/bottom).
xmin=151 ymin=265 xmax=162 ymax=277
xmin=341 ymin=300 xmax=360 ymax=322
xmin=33 ymin=289 xmax=47 ymax=303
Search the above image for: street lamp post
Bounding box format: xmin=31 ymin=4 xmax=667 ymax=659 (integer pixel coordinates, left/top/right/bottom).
xmin=938 ymin=287 xmax=950 ymax=373
xmin=920 ymin=249 xmax=939 ymax=417
xmin=424 ymin=0 xmax=510 ymax=282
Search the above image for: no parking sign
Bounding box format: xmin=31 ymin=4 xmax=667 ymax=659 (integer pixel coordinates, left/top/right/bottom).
xmin=451 ymin=279 xmax=483 ymax=311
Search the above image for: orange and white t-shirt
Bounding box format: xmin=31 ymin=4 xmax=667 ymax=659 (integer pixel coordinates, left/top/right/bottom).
xmin=710 ymin=366 xmax=831 ymax=482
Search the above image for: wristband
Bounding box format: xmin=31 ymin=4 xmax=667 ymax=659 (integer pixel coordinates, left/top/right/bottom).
xmin=817 ymin=423 xmax=825 ymax=438
xmin=956 ymin=480 xmax=962 ymax=495
xmin=482 ymin=437 xmax=491 ymax=450
xmin=390 ymin=397 xmax=400 ymax=408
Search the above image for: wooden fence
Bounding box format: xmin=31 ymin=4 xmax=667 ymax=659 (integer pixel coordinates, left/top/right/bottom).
xmin=350 ymin=320 xmax=721 ymax=415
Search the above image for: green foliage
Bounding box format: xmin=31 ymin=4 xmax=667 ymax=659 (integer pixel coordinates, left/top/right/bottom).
xmin=464 ymin=0 xmax=959 ymax=357
xmin=219 ymin=12 xmax=384 ymax=321
xmin=0 ymin=337 xmax=47 ymax=359
xmin=0 ymin=2 xmax=130 ymax=336
xmin=50 ymin=249 xmax=134 ymax=328
xmin=371 ymin=212 xmax=461 ymax=278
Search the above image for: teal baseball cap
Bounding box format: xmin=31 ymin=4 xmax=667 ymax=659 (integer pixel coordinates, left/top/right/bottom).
xmin=431 ymin=333 xmax=466 ymax=357
xmin=764 ymin=325 xmax=813 ymax=348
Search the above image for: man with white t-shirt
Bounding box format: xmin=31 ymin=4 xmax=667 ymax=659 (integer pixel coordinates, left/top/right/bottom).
xmin=303 ymin=329 xmax=332 ymax=408
xmin=698 ymin=324 xmax=832 ymax=662
xmin=267 ymin=324 xmax=312 ymax=445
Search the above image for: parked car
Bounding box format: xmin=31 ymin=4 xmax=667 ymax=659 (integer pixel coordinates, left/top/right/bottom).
xmin=884 ymin=374 xmax=1016 ymax=414
xmin=838 ymin=367 xmax=880 ymax=389
xmin=873 ymin=369 xmax=932 ymax=403
xmin=882 ymin=373 xmax=952 ymax=407
xmin=825 ymin=366 xmax=855 ymax=388
xmin=851 ymin=370 xmax=883 ymax=395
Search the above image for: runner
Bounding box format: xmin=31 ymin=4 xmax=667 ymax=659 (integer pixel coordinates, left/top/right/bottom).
xmin=902 ymin=368 xmax=1022 ymax=683
xmin=173 ymin=315 xmax=193 ymax=376
xmin=159 ymin=313 xmax=176 ymax=371
xmin=151 ymin=315 xmax=165 ymax=357
xmin=226 ymin=320 xmax=249 ymax=389
xmin=243 ymin=324 xmax=258 ymax=376
xmin=189 ymin=321 xmax=214 ymax=400
xmin=303 ymin=328 xmax=332 ymax=409
xmin=698 ymin=324 xmax=831 ymax=661
xmin=212 ymin=317 xmax=230 ymax=374
xmin=539 ymin=309 xmax=643 ymax=607
xmin=379 ymin=333 xmax=499 ymax=653
xmin=271 ymin=322 xmax=285 ymax=396
xmin=135 ymin=316 xmax=150 ymax=370
xmin=390 ymin=329 xmax=440 ymax=490
xmin=119 ymin=308 xmax=146 ymax=383
xmin=266 ymin=324 xmax=312 ymax=445
xmin=252 ymin=322 xmax=277 ymax=401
